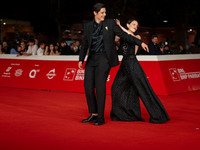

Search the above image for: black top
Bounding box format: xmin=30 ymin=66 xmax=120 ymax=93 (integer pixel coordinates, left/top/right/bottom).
xmin=118 ymin=40 xmax=136 ymax=56
xmin=91 ymin=21 xmax=104 ymax=53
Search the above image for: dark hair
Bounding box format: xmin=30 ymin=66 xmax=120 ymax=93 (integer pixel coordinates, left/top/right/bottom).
xmin=127 ymin=18 xmax=138 ymax=25
xmin=151 ymin=35 xmax=158 ymax=39
xmin=39 ymin=40 xmax=46 ymax=46
xmin=11 ymin=42 xmax=19 ymax=51
xmin=126 ymin=18 xmax=139 ymax=34
xmin=29 ymin=38 xmax=35 ymax=43
xmin=92 ymin=3 xmax=105 ymax=13
xmin=60 ymin=39 xmax=66 ymax=44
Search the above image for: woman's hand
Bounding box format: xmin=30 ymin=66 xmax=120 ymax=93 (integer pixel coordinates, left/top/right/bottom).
xmin=114 ymin=19 xmax=121 ymax=26
xmin=141 ymin=43 xmax=149 ymax=53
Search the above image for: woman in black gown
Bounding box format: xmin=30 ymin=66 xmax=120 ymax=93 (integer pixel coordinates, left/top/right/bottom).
xmin=111 ymin=19 xmax=170 ymax=123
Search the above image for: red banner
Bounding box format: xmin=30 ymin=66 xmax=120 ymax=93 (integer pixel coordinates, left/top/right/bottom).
xmin=0 ymin=54 xmax=200 ymax=95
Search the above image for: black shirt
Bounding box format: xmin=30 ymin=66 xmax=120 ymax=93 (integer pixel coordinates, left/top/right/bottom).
xmin=91 ymin=21 xmax=104 ymax=53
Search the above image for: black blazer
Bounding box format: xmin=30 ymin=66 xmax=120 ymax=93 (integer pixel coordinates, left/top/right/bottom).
xmin=79 ymin=19 xmax=143 ymax=67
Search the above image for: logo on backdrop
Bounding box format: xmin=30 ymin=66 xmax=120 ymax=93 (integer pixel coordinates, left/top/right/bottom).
xmin=169 ymin=68 xmax=181 ymax=82
xmin=29 ymin=69 xmax=40 ymax=79
xmin=46 ymin=69 xmax=56 ymax=79
xmin=63 ymin=68 xmax=76 ymax=81
xmin=1 ymin=67 xmax=12 ymax=78
xmin=74 ymin=69 xmax=111 ymax=82
xmin=169 ymin=68 xmax=200 ymax=82
xmin=15 ymin=69 xmax=23 ymax=77
xmin=75 ymin=69 xmax=84 ymax=80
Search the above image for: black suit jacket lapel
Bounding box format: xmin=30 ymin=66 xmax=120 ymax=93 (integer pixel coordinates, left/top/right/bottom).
xmin=102 ymin=20 xmax=107 ymax=38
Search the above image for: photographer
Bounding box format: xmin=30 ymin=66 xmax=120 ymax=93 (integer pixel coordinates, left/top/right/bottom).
xmin=148 ymin=35 xmax=162 ymax=55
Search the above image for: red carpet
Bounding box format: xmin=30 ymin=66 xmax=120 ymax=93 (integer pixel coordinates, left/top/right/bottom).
xmin=0 ymin=87 xmax=199 ymax=150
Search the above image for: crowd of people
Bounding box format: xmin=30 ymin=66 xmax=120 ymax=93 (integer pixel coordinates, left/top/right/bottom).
xmin=0 ymin=39 xmax=81 ymax=56
xmin=115 ymin=34 xmax=198 ymax=55
xmin=0 ymin=34 xmax=199 ymax=56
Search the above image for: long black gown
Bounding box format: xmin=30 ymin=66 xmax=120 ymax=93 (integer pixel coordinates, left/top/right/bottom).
xmin=110 ymin=41 xmax=170 ymax=123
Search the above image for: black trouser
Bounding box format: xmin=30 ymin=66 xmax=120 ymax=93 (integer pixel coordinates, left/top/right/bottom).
xmin=84 ymin=52 xmax=111 ymax=119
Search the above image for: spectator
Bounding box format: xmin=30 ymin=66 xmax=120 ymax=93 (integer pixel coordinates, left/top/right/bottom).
xmin=60 ymin=40 xmax=71 ymax=55
xmin=10 ymin=42 xmax=20 ymax=54
xmin=44 ymin=43 xmax=55 ymax=55
xmin=54 ymin=44 xmax=61 ymax=55
xmin=148 ymin=35 xmax=161 ymax=55
xmin=20 ymin=41 xmax=27 ymax=53
xmin=188 ymin=42 xmax=200 ymax=54
xmin=169 ymin=41 xmax=179 ymax=54
xmin=178 ymin=44 xmax=187 ymax=54
xmin=185 ymin=44 xmax=191 ymax=54
xmin=24 ymin=39 xmax=38 ymax=56
xmin=44 ymin=45 xmax=49 ymax=55
xmin=2 ymin=41 xmax=11 ymax=54
xmin=73 ymin=40 xmax=81 ymax=55
xmin=158 ymin=42 xmax=167 ymax=55
xmin=49 ymin=43 xmax=55 ymax=55
xmin=35 ymin=38 xmax=39 ymax=47
xmin=0 ymin=42 xmax=3 ymax=54
xmin=163 ymin=45 xmax=172 ymax=54
xmin=56 ymin=42 xmax=60 ymax=48
xmin=37 ymin=41 xmax=46 ymax=56
xmin=157 ymin=41 xmax=171 ymax=55
xmin=16 ymin=45 xmax=24 ymax=57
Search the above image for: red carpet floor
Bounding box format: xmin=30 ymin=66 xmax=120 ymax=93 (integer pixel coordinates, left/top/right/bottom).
xmin=0 ymin=87 xmax=199 ymax=150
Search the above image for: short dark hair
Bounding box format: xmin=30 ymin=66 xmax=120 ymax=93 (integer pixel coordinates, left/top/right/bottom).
xmin=60 ymin=39 xmax=66 ymax=44
xmin=151 ymin=35 xmax=158 ymax=39
xmin=39 ymin=40 xmax=46 ymax=46
xmin=92 ymin=3 xmax=105 ymax=13
xmin=29 ymin=38 xmax=35 ymax=43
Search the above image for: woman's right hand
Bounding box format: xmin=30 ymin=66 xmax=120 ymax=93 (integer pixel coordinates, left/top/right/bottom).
xmin=115 ymin=19 xmax=121 ymax=26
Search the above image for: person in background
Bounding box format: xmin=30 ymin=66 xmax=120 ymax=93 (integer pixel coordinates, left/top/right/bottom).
xmin=34 ymin=38 xmax=39 ymax=47
xmin=20 ymin=41 xmax=27 ymax=53
xmin=49 ymin=43 xmax=55 ymax=55
xmin=178 ymin=44 xmax=187 ymax=54
xmin=55 ymin=44 xmax=61 ymax=55
xmin=0 ymin=42 xmax=3 ymax=54
xmin=10 ymin=42 xmax=19 ymax=54
xmin=157 ymin=41 xmax=167 ymax=55
xmin=24 ymin=39 xmax=38 ymax=56
xmin=44 ymin=43 xmax=55 ymax=55
xmin=148 ymin=35 xmax=161 ymax=55
xmin=73 ymin=40 xmax=81 ymax=55
xmin=60 ymin=40 xmax=71 ymax=55
xmin=16 ymin=45 xmax=24 ymax=57
xmin=37 ymin=41 xmax=46 ymax=56
xmin=69 ymin=42 xmax=75 ymax=54
xmin=2 ymin=41 xmax=11 ymax=54
xmin=44 ymin=45 xmax=49 ymax=55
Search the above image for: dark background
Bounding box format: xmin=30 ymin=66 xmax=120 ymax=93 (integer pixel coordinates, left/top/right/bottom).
xmin=0 ymin=0 xmax=200 ymax=38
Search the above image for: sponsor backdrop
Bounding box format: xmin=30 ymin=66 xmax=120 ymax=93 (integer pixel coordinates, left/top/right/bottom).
xmin=0 ymin=55 xmax=200 ymax=95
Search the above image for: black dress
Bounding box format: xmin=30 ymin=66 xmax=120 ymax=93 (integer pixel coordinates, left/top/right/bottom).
xmin=110 ymin=41 xmax=170 ymax=123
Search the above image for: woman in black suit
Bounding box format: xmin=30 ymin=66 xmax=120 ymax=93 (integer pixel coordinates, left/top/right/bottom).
xmin=78 ymin=3 xmax=149 ymax=125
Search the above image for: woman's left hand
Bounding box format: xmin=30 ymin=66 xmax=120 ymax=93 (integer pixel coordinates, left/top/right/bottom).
xmin=141 ymin=43 xmax=149 ymax=52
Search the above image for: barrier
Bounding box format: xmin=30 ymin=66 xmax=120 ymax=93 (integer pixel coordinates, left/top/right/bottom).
xmin=0 ymin=54 xmax=200 ymax=95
